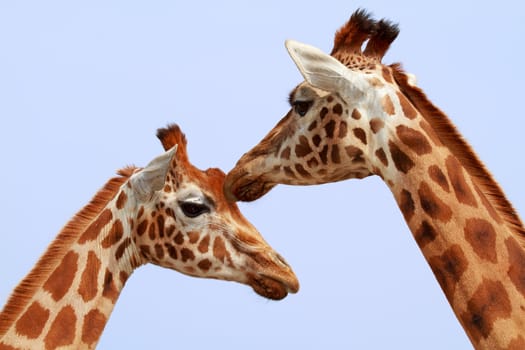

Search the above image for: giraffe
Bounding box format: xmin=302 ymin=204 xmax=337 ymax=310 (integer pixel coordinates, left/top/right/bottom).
xmin=224 ymin=9 xmax=525 ymax=350
xmin=0 ymin=124 xmax=298 ymax=350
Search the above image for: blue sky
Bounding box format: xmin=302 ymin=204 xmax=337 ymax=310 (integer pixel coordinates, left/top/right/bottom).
xmin=1 ymin=1 xmax=523 ymax=349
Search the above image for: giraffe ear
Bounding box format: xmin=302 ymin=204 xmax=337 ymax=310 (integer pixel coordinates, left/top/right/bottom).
xmin=130 ymin=145 xmax=178 ymax=202
xmin=285 ymin=39 xmax=366 ymax=95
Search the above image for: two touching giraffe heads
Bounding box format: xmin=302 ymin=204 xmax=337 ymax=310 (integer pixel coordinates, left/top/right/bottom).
xmin=130 ymin=124 xmax=299 ymax=299
xmin=225 ymin=10 xmax=413 ymax=201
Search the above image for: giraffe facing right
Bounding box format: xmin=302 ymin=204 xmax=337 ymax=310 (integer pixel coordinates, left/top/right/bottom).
xmin=225 ymin=10 xmax=525 ymax=350
xmin=0 ymin=124 xmax=298 ymax=350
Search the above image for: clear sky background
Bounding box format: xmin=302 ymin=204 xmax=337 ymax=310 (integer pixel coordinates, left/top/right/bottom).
xmin=1 ymin=1 xmax=524 ymax=349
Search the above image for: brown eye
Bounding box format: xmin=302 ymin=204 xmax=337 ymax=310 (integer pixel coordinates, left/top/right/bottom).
xmin=179 ymin=201 xmax=210 ymax=218
xmin=293 ymin=101 xmax=312 ymax=117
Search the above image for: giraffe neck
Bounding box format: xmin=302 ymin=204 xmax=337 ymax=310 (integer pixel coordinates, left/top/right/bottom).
xmin=0 ymin=170 xmax=142 ymax=350
xmin=369 ymin=76 xmax=525 ymax=349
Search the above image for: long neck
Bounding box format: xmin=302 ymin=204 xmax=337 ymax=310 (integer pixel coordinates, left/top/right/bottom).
xmin=0 ymin=172 xmax=141 ymax=350
xmin=372 ymin=78 xmax=525 ymax=349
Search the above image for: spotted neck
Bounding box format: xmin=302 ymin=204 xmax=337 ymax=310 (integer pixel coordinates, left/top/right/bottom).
xmin=373 ymin=71 xmax=525 ymax=348
xmin=0 ymin=169 xmax=141 ymax=350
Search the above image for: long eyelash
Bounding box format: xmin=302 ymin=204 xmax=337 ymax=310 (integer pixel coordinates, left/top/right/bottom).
xmin=288 ymin=90 xmax=296 ymax=106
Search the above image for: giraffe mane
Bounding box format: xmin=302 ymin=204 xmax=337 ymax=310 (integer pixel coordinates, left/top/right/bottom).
xmin=390 ymin=64 xmax=525 ymax=245
xmin=0 ymin=166 xmax=136 ymax=336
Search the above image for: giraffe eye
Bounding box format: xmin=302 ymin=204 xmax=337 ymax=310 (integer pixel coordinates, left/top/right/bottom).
xmin=293 ymin=101 xmax=312 ymax=117
xmin=179 ymin=201 xmax=210 ymax=218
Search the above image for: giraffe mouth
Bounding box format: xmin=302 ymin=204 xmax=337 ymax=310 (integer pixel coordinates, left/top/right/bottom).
xmin=248 ymin=273 xmax=299 ymax=300
xmin=224 ymin=169 xmax=274 ymax=203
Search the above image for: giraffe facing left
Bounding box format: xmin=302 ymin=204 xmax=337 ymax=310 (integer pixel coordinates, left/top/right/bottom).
xmin=0 ymin=124 xmax=298 ymax=350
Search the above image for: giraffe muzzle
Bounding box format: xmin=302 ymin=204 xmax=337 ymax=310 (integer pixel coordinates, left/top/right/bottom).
xmin=224 ymin=168 xmax=274 ymax=203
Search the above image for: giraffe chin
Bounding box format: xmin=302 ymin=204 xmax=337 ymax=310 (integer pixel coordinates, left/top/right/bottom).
xmin=248 ymin=273 xmax=295 ymax=300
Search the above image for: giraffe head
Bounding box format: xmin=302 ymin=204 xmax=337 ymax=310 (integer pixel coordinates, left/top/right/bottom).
xmin=130 ymin=124 xmax=298 ymax=300
xmin=225 ymin=10 xmax=408 ymax=201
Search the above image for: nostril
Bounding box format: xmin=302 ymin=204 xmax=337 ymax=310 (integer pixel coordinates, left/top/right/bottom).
xmin=274 ymin=253 xmax=291 ymax=268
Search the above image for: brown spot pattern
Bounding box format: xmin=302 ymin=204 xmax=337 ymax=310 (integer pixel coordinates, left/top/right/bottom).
xmin=414 ymin=220 xmax=437 ymax=249
xmin=353 ymin=128 xmax=367 ymax=145
xmin=396 ymin=91 xmax=418 ymax=119
xmin=464 ymin=218 xmax=497 ymax=263
xmin=102 ymin=270 xmax=119 ymax=303
xmin=198 ymin=235 xmax=210 ymax=253
xmin=163 ymin=243 xmax=176 ymax=260
xmin=312 ymin=135 xmax=321 ymax=147
xmin=398 ymin=189 xmax=415 ymax=222
xmin=15 ymin=301 xmax=49 ymax=339
xmin=79 ymin=209 xmax=113 ymax=243
xmin=308 ymin=120 xmax=317 ymax=131
xmin=136 ymin=220 xmax=148 ymax=236
xmin=428 ymin=165 xmax=450 ymax=192
xmin=181 ymin=248 xmax=195 ymax=262
xmin=375 ymin=148 xmax=388 ymax=166
xmin=320 ymin=107 xmax=328 ymax=119
xmin=44 ymin=305 xmax=76 ymax=349
xmin=295 ymin=164 xmax=311 ymax=177
xmin=174 ymin=232 xmax=184 ymax=245
xmin=332 ymin=103 xmax=343 ymax=115
xmin=198 ymin=259 xmax=212 ymax=271
xmin=369 ymin=118 xmax=384 ymax=133
xmin=188 ymin=231 xmax=200 ymax=244
xmin=429 ymin=245 xmax=468 ymax=300
xmin=43 ymin=251 xmax=79 ymax=301
xmin=505 ymin=237 xmax=525 ymax=298
xmin=338 ymin=121 xmax=348 ymax=138
xmin=165 ymin=225 xmax=176 ymax=238
xmin=331 ymin=145 xmax=341 ymax=164
xmin=115 ymin=237 xmax=132 ymax=261
xmin=460 ymin=279 xmax=511 ymax=342
xmin=116 ymin=191 xmax=127 ymax=209
xmin=78 ymin=251 xmax=101 ymax=302
xmin=418 ymin=181 xmax=452 ymax=222
xmin=157 ymin=215 xmax=165 ymax=238
xmin=154 ymin=244 xmax=164 ymax=260
xmin=396 ymin=125 xmax=431 ymax=155
xmin=82 ymin=309 xmax=107 ymax=346
xmin=213 ymin=237 xmax=227 ymax=263
xmin=351 ymin=109 xmax=361 ymax=120
xmin=295 ymin=135 xmax=313 ymax=158
xmin=280 ymin=147 xmax=291 ymax=160
xmin=148 ymin=222 xmax=156 ymax=240
xmin=388 ymin=141 xmax=414 ymax=174
xmin=382 ymin=94 xmax=395 ymax=115
xmin=325 ymin=120 xmax=336 ymax=138
xmin=445 ymin=156 xmax=477 ymax=207
xmin=101 ymin=220 xmax=124 ymax=248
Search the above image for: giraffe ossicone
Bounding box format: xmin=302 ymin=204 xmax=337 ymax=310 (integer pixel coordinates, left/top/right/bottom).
xmin=0 ymin=124 xmax=298 ymax=350
xmin=225 ymin=9 xmax=525 ymax=350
